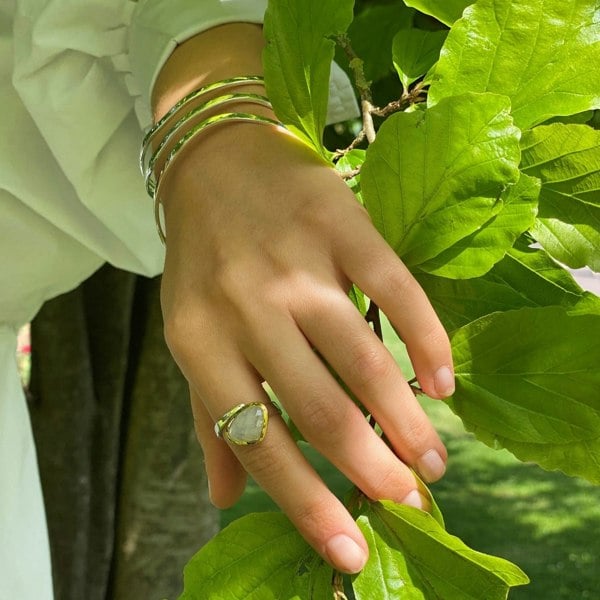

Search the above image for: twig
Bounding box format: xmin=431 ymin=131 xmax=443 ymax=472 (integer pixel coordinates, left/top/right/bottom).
xmin=407 ymin=376 xmax=424 ymax=396
xmin=333 ymin=35 xmax=427 ymax=158
xmin=365 ymin=300 xmax=383 ymax=342
xmin=340 ymin=166 xmax=361 ymax=181
xmin=333 ymin=572 xmax=348 ymax=600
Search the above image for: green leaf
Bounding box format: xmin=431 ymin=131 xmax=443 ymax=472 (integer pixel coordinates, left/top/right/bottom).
xmin=402 ymin=0 xmax=473 ymax=26
xmin=263 ymin=0 xmax=354 ymax=156
xmin=349 ymin=283 xmax=367 ymax=316
xmin=429 ymin=0 xmax=600 ymax=129
xmin=416 ymin=243 xmax=591 ymax=331
xmin=520 ymin=124 xmax=600 ymax=271
xmin=392 ymin=28 xmax=448 ymax=90
xmin=178 ymin=512 xmax=332 ymax=599
xmin=346 ymin=4 xmax=414 ymax=83
xmin=352 ymin=500 xmax=528 ymax=599
xmin=450 ymin=306 xmax=600 ymax=483
xmin=360 ymin=93 xmax=521 ymax=269
xmin=335 ymin=148 xmax=366 ymax=204
xmin=418 ymin=173 xmax=539 ymax=278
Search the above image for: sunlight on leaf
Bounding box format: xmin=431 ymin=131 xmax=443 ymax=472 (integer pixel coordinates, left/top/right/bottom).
xmin=178 ymin=513 xmax=332 ymax=599
xmin=521 ymin=124 xmax=600 ymax=272
xmin=393 ymin=28 xmax=447 ymax=90
xmin=361 ymin=93 xmax=520 ymax=271
xmin=352 ymin=500 xmax=528 ymax=599
xmin=429 ymin=0 xmax=600 ymax=129
xmin=451 ymin=306 xmax=600 ymax=483
xmin=263 ymin=0 xmax=354 ymax=157
xmin=418 ymin=173 xmax=539 ymax=278
xmin=402 ymin=0 xmax=473 ymax=26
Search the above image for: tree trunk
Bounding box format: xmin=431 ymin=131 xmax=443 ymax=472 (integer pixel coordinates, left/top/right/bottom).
xmin=29 ymin=265 xmax=218 ymax=600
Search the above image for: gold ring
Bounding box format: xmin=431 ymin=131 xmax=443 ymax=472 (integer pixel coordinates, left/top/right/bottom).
xmin=214 ymin=402 xmax=269 ymax=445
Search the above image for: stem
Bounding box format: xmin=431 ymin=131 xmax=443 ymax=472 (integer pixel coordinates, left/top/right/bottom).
xmin=333 ymin=572 xmax=348 ymax=600
xmin=365 ymin=300 xmax=383 ymax=342
xmin=335 ymin=34 xmax=377 ymax=144
xmin=407 ymin=376 xmax=424 ymax=396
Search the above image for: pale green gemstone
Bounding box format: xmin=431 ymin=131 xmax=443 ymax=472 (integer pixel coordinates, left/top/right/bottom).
xmin=227 ymin=405 xmax=266 ymax=444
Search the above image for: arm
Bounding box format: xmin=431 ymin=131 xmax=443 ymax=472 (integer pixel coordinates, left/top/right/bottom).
xmin=153 ymin=23 xmax=454 ymax=574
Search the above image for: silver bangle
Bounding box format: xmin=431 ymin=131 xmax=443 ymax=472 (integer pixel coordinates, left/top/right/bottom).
xmin=142 ymin=93 xmax=272 ymax=196
xmin=140 ymin=75 xmax=265 ymax=170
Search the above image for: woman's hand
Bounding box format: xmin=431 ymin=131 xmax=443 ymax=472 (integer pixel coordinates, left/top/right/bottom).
xmin=158 ymin=119 xmax=454 ymax=574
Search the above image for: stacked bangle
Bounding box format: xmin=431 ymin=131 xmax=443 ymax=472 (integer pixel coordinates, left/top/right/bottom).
xmin=140 ymin=76 xmax=286 ymax=244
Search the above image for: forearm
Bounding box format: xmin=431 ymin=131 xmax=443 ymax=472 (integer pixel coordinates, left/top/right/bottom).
xmin=151 ymin=23 xmax=267 ymax=121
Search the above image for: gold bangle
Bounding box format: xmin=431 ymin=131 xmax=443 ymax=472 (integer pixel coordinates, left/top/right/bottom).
xmin=153 ymin=112 xmax=285 ymax=244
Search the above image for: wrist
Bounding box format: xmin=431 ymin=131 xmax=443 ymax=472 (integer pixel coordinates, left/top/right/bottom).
xmin=152 ymin=23 xmax=266 ymax=122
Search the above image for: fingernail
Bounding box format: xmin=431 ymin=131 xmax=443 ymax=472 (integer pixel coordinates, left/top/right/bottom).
xmin=325 ymin=534 xmax=367 ymax=574
xmin=401 ymin=489 xmax=423 ymax=510
xmin=416 ymin=449 xmax=446 ymax=483
xmin=434 ymin=365 xmax=455 ymax=397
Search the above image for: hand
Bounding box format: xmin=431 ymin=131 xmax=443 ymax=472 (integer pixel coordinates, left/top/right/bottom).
xmin=158 ymin=120 xmax=454 ymax=574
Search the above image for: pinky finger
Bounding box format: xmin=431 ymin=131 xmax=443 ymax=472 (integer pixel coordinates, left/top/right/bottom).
xmin=190 ymin=386 xmax=247 ymax=508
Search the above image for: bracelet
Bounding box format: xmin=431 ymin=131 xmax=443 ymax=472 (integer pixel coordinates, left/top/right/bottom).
xmin=142 ymin=92 xmax=272 ymax=196
xmin=153 ymin=111 xmax=285 ymax=244
xmin=140 ymin=75 xmax=265 ymax=168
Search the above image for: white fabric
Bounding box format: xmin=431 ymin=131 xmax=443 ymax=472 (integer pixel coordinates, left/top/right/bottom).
xmin=0 ymin=1 xmax=359 ymax=597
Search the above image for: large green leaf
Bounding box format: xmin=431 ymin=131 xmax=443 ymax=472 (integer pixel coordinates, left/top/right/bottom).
xmin=178 ymin=512 xmax=332 ymax=599
xmin=392 ymin=27 xmax=448 ymax=90
xmin=352 ymin=500 xmax=528 ymax=599
xmin=360 ymin=93 xmax=521 ymax=270
xmin=416 ymin=243 xmax=592 ymax=331
xmin=429 ymin=0 xmax=600 ymax=129
xmin=450 ymin=306 xmax=600 ymax=483
xmin=263 ymin=0 xmax=354 ymax=156
xmin=402 ymin=0 xmax=473 ymax=26
xmin=520 ymin=124 xmax=600 ymax=271
xmin=346 ymin=3 xmax=414 ymax=83
xmin=418 ymin=173 xmax=539 ymax=278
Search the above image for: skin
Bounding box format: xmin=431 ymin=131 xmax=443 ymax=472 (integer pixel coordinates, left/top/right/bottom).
xmin=152 ymin=23 xmax=454 ymax=575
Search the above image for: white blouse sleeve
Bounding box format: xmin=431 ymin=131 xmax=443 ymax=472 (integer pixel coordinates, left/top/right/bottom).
xmin=128 ymin=0 xmax=268 ymax=128
xmin=6 ymin=0 xmax=357 ymax=326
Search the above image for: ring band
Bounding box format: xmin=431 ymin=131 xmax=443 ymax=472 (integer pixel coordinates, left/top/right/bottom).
xmin=214 ymin=402 xmax=269 ymax=445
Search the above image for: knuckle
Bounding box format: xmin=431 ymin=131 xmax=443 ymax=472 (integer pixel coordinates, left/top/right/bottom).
xmin=384 ymin=264 xmax=415 ymax=299
xmin=349 ymin=341 xmax=392 ymax=387
xmin=300 ymin=396 xmax=348 ymax=442
xmin=397 ymin=412 xmax=435 ymax=456
xmin=291 ymin=493 xmax=337 ymax=536
xmin=163 ymin=308 xmax=194 ymax=360
xmin=163 ymin=306 xmax=212 ymax=370
xmin=422 ymin=320 xmax=451 ymax=352
xmin=363 ymin=463 xmax=408 ymax=501
xmin=213 ymin=259 xmax=248 ymax=300
xmin=237 ymin=438 xmax=289 ymax=483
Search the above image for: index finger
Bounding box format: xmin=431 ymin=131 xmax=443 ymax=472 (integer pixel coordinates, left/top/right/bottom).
xmin=334 ymin=210 xmax=455 ymax=400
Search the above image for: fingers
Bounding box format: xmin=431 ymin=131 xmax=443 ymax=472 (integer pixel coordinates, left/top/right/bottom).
xmin=294 ymin=290 xmax=447 ymax=483
xmin=242 ymin=310 xmax=427 ymax=505
xmin=334 ymin=211 xmax=455 ymax=400
xmin=190 ymin=386 xmax=247 ymax=508
xmin=186 ymin=353 xmax=369 ymax=574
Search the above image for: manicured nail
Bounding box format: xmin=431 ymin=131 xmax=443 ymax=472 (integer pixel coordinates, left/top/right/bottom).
xmin=401 ymin=489 xmax=423 ymax=510
xmin=325 ymin=534 xmax=367 ymax=573
xmin=434 ymin=365 xmax=455 ymax=397
xmin=416 ymin=449 xmax=446 ymax=483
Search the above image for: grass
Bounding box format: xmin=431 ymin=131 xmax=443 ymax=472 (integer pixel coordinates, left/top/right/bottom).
xmin=221 ymin=318 xmax=600 ymax=599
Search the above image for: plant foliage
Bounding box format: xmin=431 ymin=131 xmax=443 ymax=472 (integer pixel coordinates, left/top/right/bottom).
xmin=179 ymin=0 xmax=600 ymax=597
